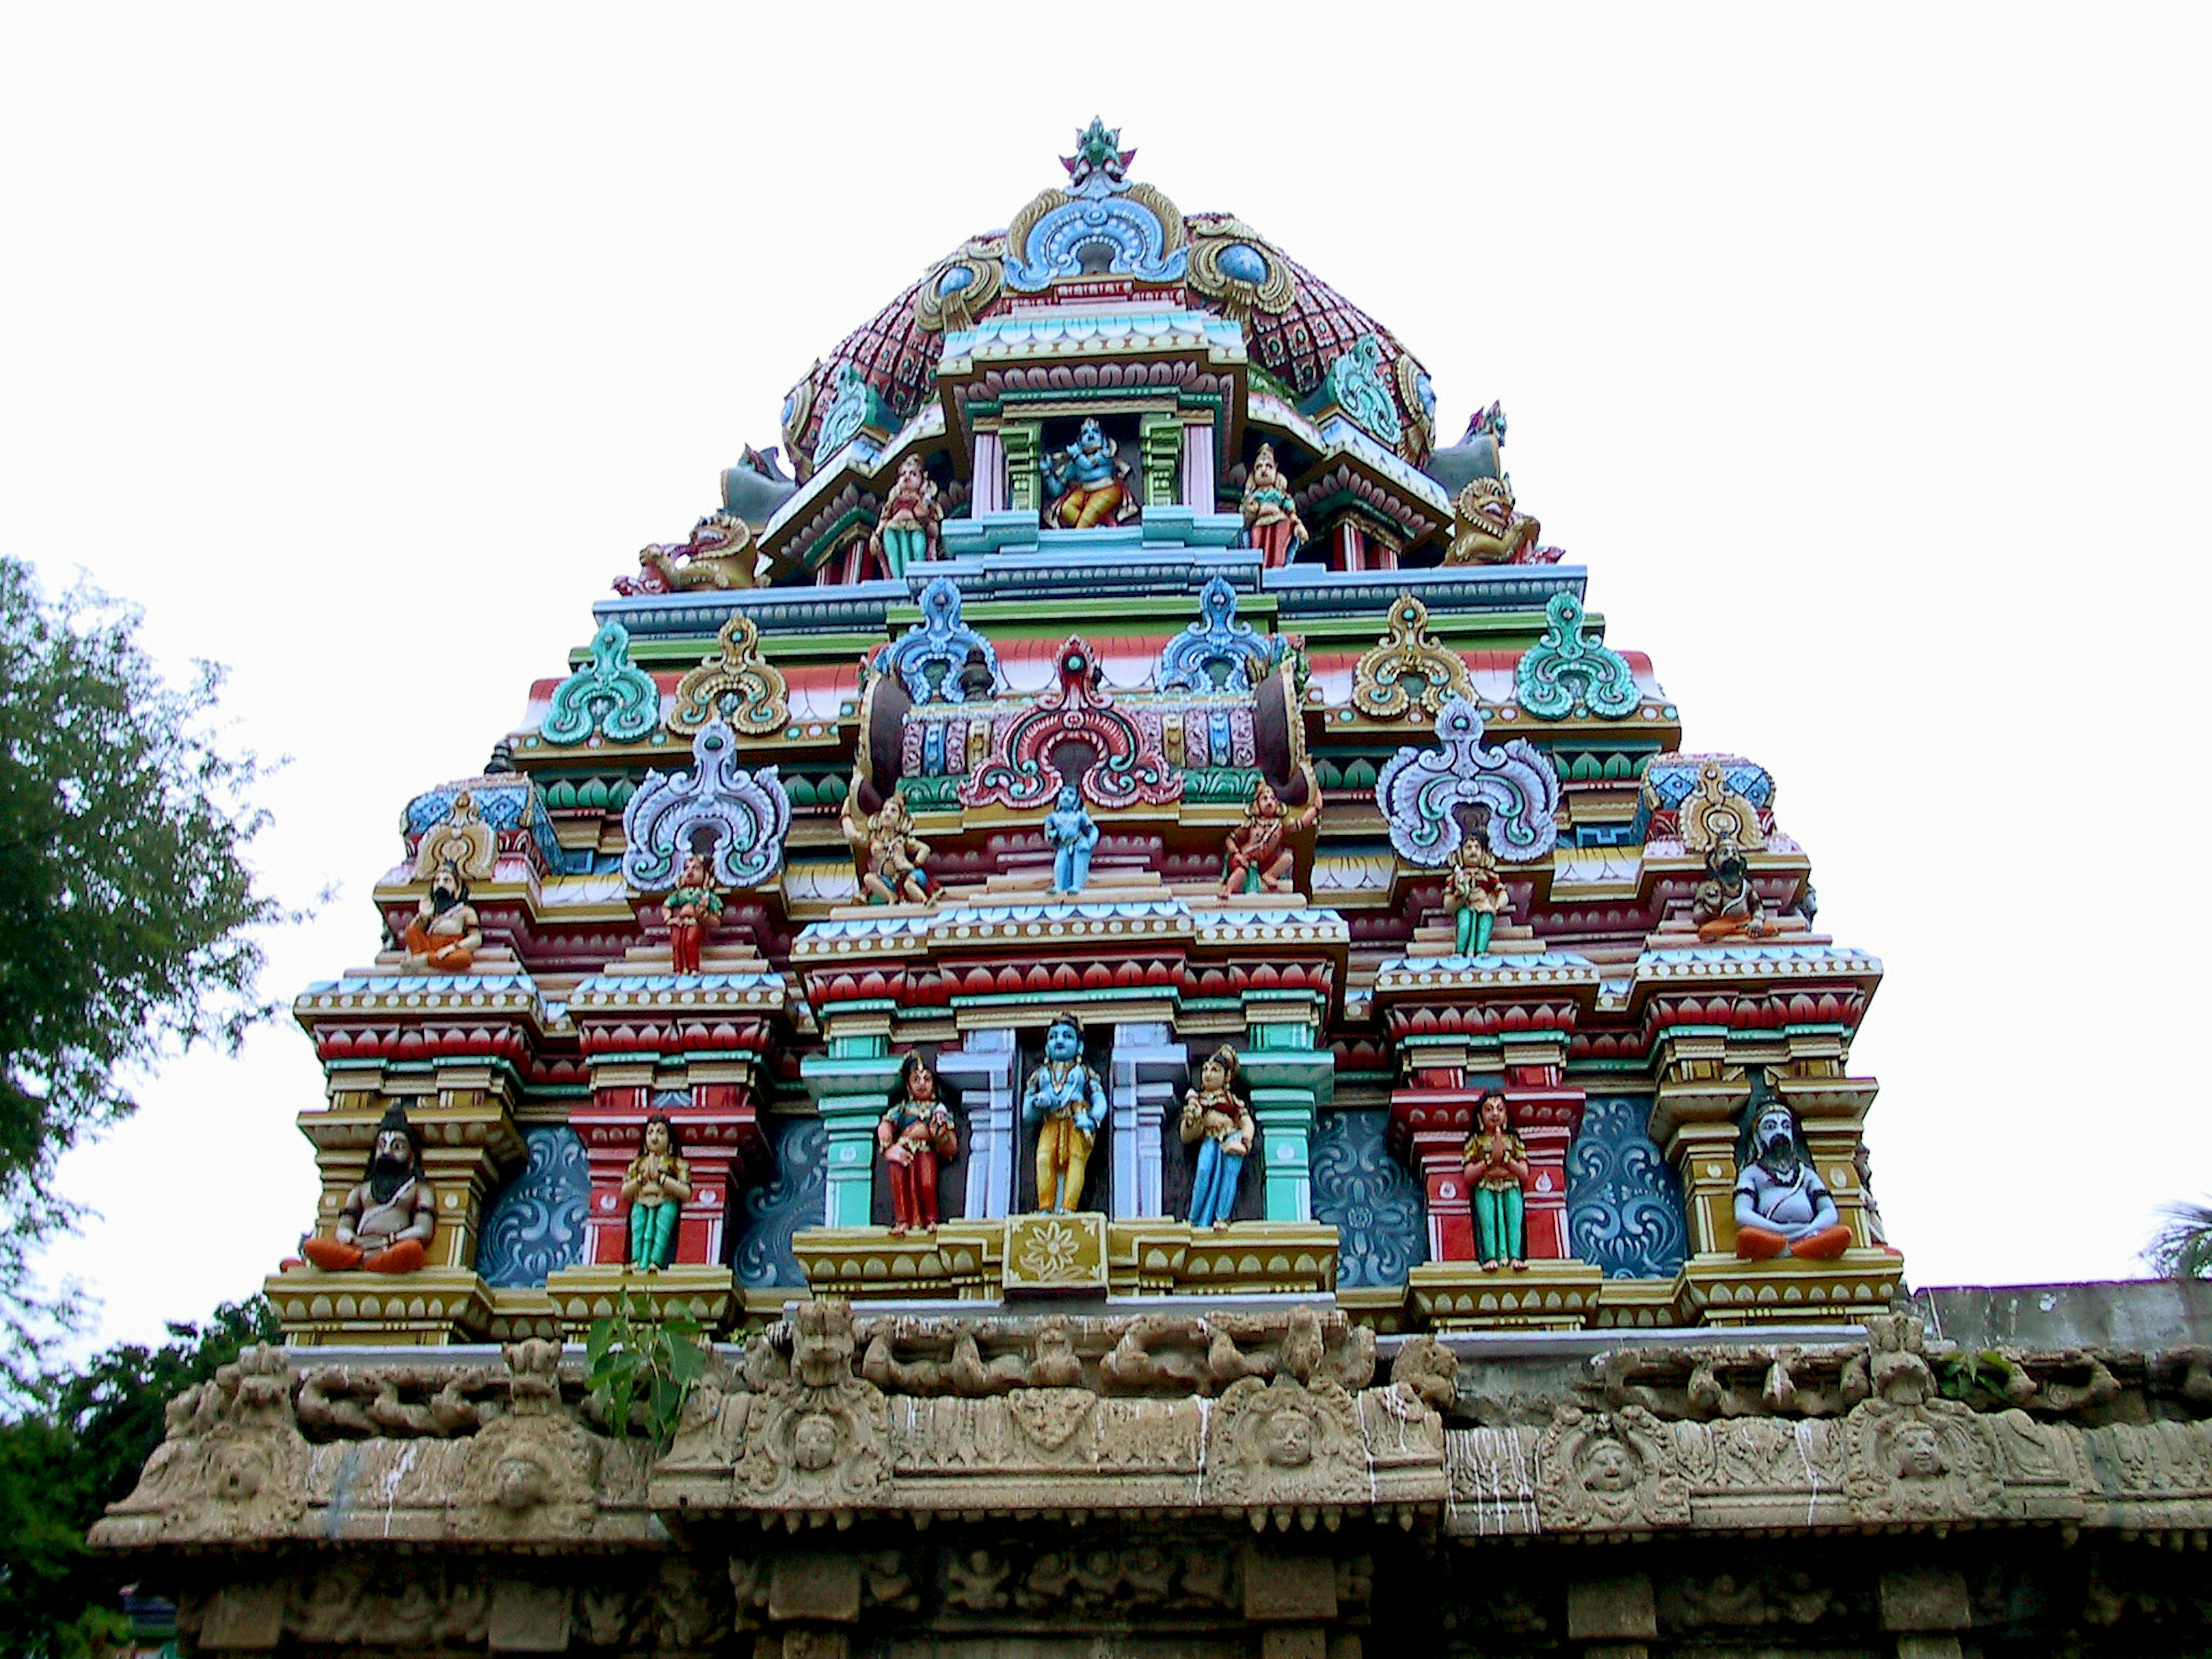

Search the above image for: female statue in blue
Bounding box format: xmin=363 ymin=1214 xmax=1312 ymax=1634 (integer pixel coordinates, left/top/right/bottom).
xmin=1179 ymin=1045 xmax=1256 ymax=1230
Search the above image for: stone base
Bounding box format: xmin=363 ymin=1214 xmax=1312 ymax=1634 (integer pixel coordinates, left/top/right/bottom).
xmin=1408 ymin=1257 xmax=1607 ymax=1330
xmin=794 ymin=1222 xmax=1003 ymax=1299
xmin=1111 ymin=1220 xmax=1339 ymax=1296
xmin=266 ymin=1266 xmax=493 ymax=1345
xmin=542 ymin=1264 xmax=736 ymax=1331
xmin=1679 ymin=1249 xmax=1906 ymax=1325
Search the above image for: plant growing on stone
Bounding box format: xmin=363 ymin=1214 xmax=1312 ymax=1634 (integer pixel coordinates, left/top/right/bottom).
xmin=584 ymin=1294 xmax=709 ymax=1456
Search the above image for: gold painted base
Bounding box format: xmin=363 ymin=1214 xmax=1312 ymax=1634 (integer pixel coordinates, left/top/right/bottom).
xmin=794 ymin=1221 xmax=1003 ymax=1299
xmin=1408 ymin=1257 xmax=1607 ymax=1330
xmin=1109 ymin=1219 xmax=1339 ymax=1296
xmin=794 ymin=1218 xmax=1340 ymax=1301
xmin=266 ymin=1266 xmax=493 ymax=1346
xmin=543 ymin=1264 xmax=736 ymax=1332
xmin=1679 ymin=1248 xmax=1907 ymax=1325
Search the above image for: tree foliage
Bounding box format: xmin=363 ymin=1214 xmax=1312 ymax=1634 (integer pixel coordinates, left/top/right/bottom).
xmin=0 ymin=557 xmax=282 ymax=1372
xmin=0 ymin=1297 xmax=278 ymax=1658
xmin=2146 ymin=1199 xmax=2212 ymax=1279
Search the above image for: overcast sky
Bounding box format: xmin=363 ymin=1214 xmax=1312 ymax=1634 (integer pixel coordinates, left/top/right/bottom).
xmin=6 ymin=5 xmax=2207 ymax=1355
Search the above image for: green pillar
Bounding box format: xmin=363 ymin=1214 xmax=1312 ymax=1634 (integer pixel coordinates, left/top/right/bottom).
xmin=1141 ymin=412 xmax=1183 ymax=508
xmin=1002 ymin=423 xmax=1041 ymax=517
xmin=1236 ymin=995 xmax=1335 ymax=1222
xmin=801 ymin=1029 xmax=898 ymax=1229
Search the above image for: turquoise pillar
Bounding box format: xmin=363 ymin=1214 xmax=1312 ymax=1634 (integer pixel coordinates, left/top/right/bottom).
xmin=801 ymin=1031 xmax=899 ymax=1229
xmin=1236 ymin=994 xmax=1335 ymax=1222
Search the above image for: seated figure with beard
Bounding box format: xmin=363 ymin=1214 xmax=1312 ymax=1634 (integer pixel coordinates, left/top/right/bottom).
xmin=402 ymin=858 xmax=484 ymax=972
xmin=301 ymin=1105 xmax=438 ymax=1273
xmin=1732 ymin=1092 xmax=1853 ymax=1260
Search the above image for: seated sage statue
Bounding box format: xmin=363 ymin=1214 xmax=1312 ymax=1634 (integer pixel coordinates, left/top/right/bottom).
xmin=300 ymin=1105 xmax=437 ymax=1273
xmin=1732 ymin=1096 xmax=1853 ymax=1261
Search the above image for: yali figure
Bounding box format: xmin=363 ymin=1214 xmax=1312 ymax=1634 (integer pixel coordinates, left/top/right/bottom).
xmin=402 ymin=859 xmax=483 ymax=973
xmin=1218 ymin=776 xmax=1320 ymax=897
xmin=300 ymin=1106 xmax=436 ymax=1274
xmin=868 ymin=453 xmax=943 ymax=580
xmin=1732 ymin=1093 xmax=1852 ymax=1261
xmin=1460 ymin=1092 xmax=1529 ymax=1271
xmin=622 ymin=1115 xmax=692 ymax=1271
xmin=1179 ymin=1044 xmax=1255 ymax=1230
xmin=1692 ymin=841 xmax=1771 ymax=941
xmin=878 ymin=1052 xmax=959 ymax=1234
xmin=1444 ymin=830 xmax=1510 ymax=957
xmin=1240 ymin=443 xmax=1310 ymax=568
xmin=1022 ymin=1012 xmax=1109 ymax=1213
xmin=663 ymin=850 xmax=723 ymax=975
xmin=1044 ymin=784 xmax=1099 ymax=893
xmin=1041 ymin=418 xmax=1130 ymax=529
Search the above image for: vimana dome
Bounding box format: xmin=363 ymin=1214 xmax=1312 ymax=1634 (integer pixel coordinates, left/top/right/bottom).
xmin=96 ymin=123 xmax=2210 ymax=1659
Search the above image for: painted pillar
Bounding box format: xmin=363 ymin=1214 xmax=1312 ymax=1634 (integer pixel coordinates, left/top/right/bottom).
xmin=1237 ymin=993 xmax=1334 ymax=1222
xmin=1501 ymin=1040 xmax=1582 ymax=1262
xmin=1140 ymin=413 xmax=1183 ymax=510
xmin=419 ymin=1060 xmax=525 ymax=1273
xmin=1109 ymin=1021 xmax=1183 ymax=1219
xmin=1002 ymin=423 xmax=1041 ymax=518
xmin=1648 ymin=1033 xmax=1748 ymax=1257
xmin=1331 ymin=521 xmax=1366 ymax=573
xmin=1181 ymin=417 xmax=1216 ymax=511
xmin=940 ymin=1026 xmax=1017 ymax=1220
xmin=971 ymin=430 xmax=1007 ymax=516
xmin=801 ymin=1031 xmax=899 ymax=1229
xmin=573 ymin=1064 xmax=656 ymax=1266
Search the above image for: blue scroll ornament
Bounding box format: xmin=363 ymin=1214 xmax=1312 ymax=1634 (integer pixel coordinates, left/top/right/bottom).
xmin=543 ymin=620 xmax=659 ymax=745
xmin=1566 ymin=1096 xmax=1688 ymax=1278
xmin=620 ymin=716 xmax=791 ymax=890
xmin=883 ymin=575 xmax=1000 ymax=705
xmin=1515 ymin=592 xmax=1640 ymax=719
xmin=1376 ymin=696 xmax=1561 ymax=865
xmin=1155 ymin=577 xmax=1279 ymax=694
xmin=477 ymin=1127 xmax=590 ymax=1288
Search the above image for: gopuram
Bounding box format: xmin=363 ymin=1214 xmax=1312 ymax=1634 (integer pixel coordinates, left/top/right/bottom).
xmin=99 ymin=125 xmax=2212 ymax=1658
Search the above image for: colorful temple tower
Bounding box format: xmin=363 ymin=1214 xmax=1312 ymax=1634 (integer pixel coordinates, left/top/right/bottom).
xmin=266 ymin=120 xmax=1898 ymax=1342
xmin=124 ymin=128 xmax=2212 ymax=1659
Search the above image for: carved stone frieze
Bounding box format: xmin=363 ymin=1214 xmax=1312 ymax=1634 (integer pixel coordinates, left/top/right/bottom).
xmin=1533 ymin=1404 xmax=1692 ymax=1531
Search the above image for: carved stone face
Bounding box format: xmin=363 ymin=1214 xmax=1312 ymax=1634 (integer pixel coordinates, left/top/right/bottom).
xmin=1263 ymin=1409 xmax=1314 ymax=1468
xmin=1045 ymin=1017 xmax=1082 ymax=1065
xmin=1895 ymin=1421 xmax=1946 ymax=1479
xmin=210 ymin=1440 xmax=270 ymax=1503
xmin=1581 ymin=1440 xmax=1638 ymax=1494
xmin=494 ymin=1450 xmax=551 ymax=1512
xmin=793 ymin=1414 xmax=839 ymax=1472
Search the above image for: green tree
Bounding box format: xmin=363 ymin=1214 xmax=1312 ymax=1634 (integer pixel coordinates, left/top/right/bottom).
xmin=0 ymin=1297 xmax=278 ymax=1659
xmin=0 ymin=556 xmax=281 ymax=1381
xmin=2146 ymin=1199 xmax=2212 ymax=1279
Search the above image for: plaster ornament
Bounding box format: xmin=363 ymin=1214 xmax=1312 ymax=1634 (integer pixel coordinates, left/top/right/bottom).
xmin=613 ymin=510 xmax=759 ymax=595
xmin=965 ymin=636 xmax=1180 ymax=811
xmin=1376 ymin=696 xmax=1561 ymax=866
xmin=841 ymin=783 xmax=933 ymax=904
xmin=868 ymin=453 xmax=944 ymax=579
xmin=913 ymin=236 xmax=1006 ymax=334
xmin=1514 ymin=590 xmax=1640 ymax=719
xmin=1389 ymin=1336 xmax=1460 ymax=1414
xmin=668 ymin=615 xmax=789 ymax=737
xmin=1533 ymin=1404 xmax=1692 ymax=1531
xmin=1352 ymin=594 xmax=1475 ymax=721
xmin=542 ymin=620 xmax=659 ymax=746
xmin=1679 ymin=757 xmax=1769 ymax=851
xmin=1237 ymin=445 xmax=1309 ymax=569
xmin=1187 ymin=219 xmax=1296 ymax=323
xmin=100 ymin=1346 xmax=310 ymax=1544
xmin=733 ymin=1304 xmax=893 ymax=1510
xmin=410 ymin=790 xmax=497 ymax=884
xmin=1177 ymin=1045 xmax=1255 ymax=1231
xmin=883 ymin=575 xmax=999 ymax=705
xmin=399 ymin=857 xmax=484 ymax=973
xmin=620 ymin=717 xmax=791 ymax=891
xmin=815 ymin=362 xmax=881 ymax=460
xmin=620 ymin=1115 xmax=692 ymax=1271
xmin=1315 ymin=332 xmax=1403 ymax=446
xmin=1004 ymin=119 xmax=1188 ymax=292
xmin=1444 ymin=476 xmax=1541 ymax=565
xmin=1156 ymin=576 xmax=1278 ymax=693
xmin=1396 ymin=353 xmax=1438 ymax=462
xmin=877 ymin=1054 xmax=959 ymax=1235
xmin=449 ymin=1406 xmax=601 ymax=1541
xmin=299 ymin=1105 xmax=436 ymax=1275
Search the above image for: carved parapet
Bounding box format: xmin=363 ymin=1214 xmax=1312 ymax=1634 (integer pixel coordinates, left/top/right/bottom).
xmin=1679 ymin=1249 xmax=1907 ymax=1325
xmin=795 ymin=1221 xmax=1004 ymax=1299
xmin=1108 ymin=1220 xmax=1339 ymax=1296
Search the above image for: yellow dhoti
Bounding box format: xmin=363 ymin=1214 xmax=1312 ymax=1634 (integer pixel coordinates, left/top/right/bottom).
xmin=1054 ymin=480 xmax=1125 ymax=529
xmin=1035 ymin=1112 xmax=1094 ymax=1212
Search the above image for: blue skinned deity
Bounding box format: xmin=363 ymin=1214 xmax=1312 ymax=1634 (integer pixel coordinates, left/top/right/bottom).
xmin=1022 ymin=1012 xmax=1109 ymax=1213
xmin=1041 ymin=419 xmax=1128 ymax=530
xmin=1044 ymin=784 xmax=1099 ymax=893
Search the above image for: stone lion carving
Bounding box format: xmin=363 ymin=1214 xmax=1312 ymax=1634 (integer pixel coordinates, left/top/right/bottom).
xmin=1533 ymin=1404 xmax=1691 ymax=1532
xmin=613 ymin=512 xmax=760 ymax=595
xmin=1391 ymin=1335 xmax=1460 ymax=1413
xmin=733 ymin=1299 xmax=893 ymax=1509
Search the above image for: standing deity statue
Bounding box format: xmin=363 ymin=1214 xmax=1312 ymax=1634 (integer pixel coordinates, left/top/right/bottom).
xmin=1041 ymin=418 xmax=1130 ymax=529
xmin=1443 ymin=830 xmax=1511 ymax=957
xmin=402 ymin=859 xmax=484 ymax=972
xmin=1692 ymin=842 xmax=1771 ymax=941
xmin=300 ymin=1106 xmax=437 ymax=1274
xmin=868 ymin=453 xmax=944 ymax=579
xmin=621 ymin=1115 xmax=692 ymax=1271
xmin=662 ymin=851 xmax=724 ymax=975
xmin=878 ymin=1052 xmax=959 ymax=1235
xmin=1043 ymin=784 xmax=1100 ymax=893
xmin=842 ymin=786 xmax=933 ymax=905
xmin=1733 ymin=1094 xmax=1853 ymax=1260
xmin=1022 ymin=1012 xmax=1109 ymax=1214
xmin=1178 ymin=1045 xmax=1255 ymax=1230
xmin=1460 ymin=1092 xmax=1530 ymax=1271
xmin=1218 ymin=774 xmax=1320 ymax=897
xmin=1240 ymin=443 xmax=1310 ymax=569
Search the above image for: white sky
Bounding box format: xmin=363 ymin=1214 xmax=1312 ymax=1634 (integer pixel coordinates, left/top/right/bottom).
xmin=5 ymin=5 xmax=2208 ymax=1355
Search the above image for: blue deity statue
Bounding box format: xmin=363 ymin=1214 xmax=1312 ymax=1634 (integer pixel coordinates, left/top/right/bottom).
xmin=1044 ymin=785 xmax=1099 ymax=893
xmin=1041 ymin=419 xmax=1129 ymax=529
xmin=1022 ymin=1012 xmax=1109 ymax=1213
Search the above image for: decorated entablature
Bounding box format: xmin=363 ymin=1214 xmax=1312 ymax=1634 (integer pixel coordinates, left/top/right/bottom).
xmin=262 ymin=122 xmax=1896 ymax=1355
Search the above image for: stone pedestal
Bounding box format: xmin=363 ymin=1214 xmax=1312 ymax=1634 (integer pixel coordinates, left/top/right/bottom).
xmin=543 ymin=1262 xmax=735 ymax=1330
xmin=1408 ymin=1257 xmax=1605 ymax=1330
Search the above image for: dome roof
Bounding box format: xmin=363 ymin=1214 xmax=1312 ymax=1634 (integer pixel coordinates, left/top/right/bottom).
xmin=778 ymin=124 xmax=1435 ymax=479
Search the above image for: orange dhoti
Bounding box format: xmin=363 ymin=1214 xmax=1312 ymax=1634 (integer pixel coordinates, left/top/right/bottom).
xmin=404 ymin=919 xmax=475 ymax=972
xmin=1053 ymin=480 xmax=1125 ymax=529
xmin=1734 ymin=1224 xmax=1852 ymax=1260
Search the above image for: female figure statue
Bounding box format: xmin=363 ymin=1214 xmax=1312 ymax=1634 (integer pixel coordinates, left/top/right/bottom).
xmin=867 ymin=454 xmax=943 ymax=579
xmin=621 ymin=1115 xmax=692 ymax=1271
xmin=1179 ymin=1045 xmax=1256 ymax=1230
xmin=878 ymin=1052 xmax=959 ymax=1235
xmin=1461 ymin=1092 xmax=1529 ymax=1271
xmin=1240 ymin=443 xmax=1310 ymax=568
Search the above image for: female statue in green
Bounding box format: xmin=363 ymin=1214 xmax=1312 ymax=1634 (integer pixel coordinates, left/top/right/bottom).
xmin=621 ymin=1115 xmax=692 ymax=1271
